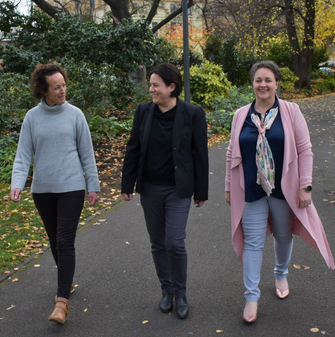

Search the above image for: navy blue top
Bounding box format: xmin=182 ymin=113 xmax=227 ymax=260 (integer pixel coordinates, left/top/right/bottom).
xmin=239 ymin=98 xmax=285 ymax=202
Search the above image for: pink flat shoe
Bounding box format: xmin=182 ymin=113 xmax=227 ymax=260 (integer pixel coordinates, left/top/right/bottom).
xmin=242 ymin=301 xmax=258 ymax=323
xmin=276 ymin=279 xmax=290 ymax=299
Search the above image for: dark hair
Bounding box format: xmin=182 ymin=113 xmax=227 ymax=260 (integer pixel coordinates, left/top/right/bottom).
xmin=30 ymin=63 xmax=68 ymax=100
xmin=249 ymin=60 xmax=282 ymax=82
xmin=150 ymin=63 xmax=182 ymax=97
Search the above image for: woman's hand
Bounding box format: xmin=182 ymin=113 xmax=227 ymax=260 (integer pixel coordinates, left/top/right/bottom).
xmin=225 ymin=191 xmax=231 ymax=206
xmin=122 ymin=193 xmax=133 ymax=201
xmin=10 ymin=188 xmax=21 ymax=202
xmin=194 ymin=200 xmax=205 ymax=207
xmin=297 ymin=189 xmax=312 ymax=208
xmin=88 ymin=192 xmax=98 ymax=206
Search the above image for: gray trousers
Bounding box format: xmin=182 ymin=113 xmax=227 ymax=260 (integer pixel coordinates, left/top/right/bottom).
xmin=140 ymin=181 xmax=192 ymax=297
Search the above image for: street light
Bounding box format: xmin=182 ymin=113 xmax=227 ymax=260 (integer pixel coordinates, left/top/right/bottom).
xmin=182 ymin=0 xmax=190 ymax=103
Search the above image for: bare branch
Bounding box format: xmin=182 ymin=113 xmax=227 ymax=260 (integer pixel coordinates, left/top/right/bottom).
xmin=152 ymin=0 xmax=194 ymax=33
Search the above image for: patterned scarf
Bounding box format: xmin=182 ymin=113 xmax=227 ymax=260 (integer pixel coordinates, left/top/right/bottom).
xmin=250 ymin=107 xmax=279 ymax=196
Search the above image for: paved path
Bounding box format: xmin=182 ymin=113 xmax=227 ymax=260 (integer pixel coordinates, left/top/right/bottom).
xmin=1 ymin=94 xmax=335 ymax=337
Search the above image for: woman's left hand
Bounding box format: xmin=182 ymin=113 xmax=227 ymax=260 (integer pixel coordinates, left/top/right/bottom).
xmin=88 ymin=192 xmax=98 ymax=206
xmin=297 ymin=189 xmax=312 ymax=208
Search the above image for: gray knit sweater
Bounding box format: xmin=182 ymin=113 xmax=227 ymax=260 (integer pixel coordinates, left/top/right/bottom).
xmin=11 ymin=99 xmax=100 ymax=193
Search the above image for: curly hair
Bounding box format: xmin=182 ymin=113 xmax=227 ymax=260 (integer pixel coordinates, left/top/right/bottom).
xmin=30 ymin=63 xmax=68 ymax=100
xmin=249 ymin=60 xmax=282 ymax=83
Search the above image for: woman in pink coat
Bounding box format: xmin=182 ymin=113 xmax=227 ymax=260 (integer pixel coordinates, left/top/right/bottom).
xmin=225 ymin=60 xmax=334 ymax=323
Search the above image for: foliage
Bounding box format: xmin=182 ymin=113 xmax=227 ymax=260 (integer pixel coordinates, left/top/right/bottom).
xmin=89 ymin=116 xmax=133 ymax=143
xmin=203 ymin=33 xmax=224 ymax=63
xmin=265 ymin=39 xmax=293 ymax=70
xmin=187 ymin=60 xmax=231 ymax=110
xmin=206 ymin=86 xmax=255 ymax=135
xmin=314 ymin=0 xmax=335 ymax=55
xmin=315 ymin=75 xmax=335 ymax=93
xmin=0 ymin=0 xmax=25 ymax=38
xmin=280 ymin=67 xmax=299 ymax=90
xmin=219 ymin=35 xmax=256 ymax=86
xmin=0 ymin=136 xmax=18 ymax=183
xmin=0 ymin=72 xmax=35 ymax=116
xmin=312 ymin=45 xmax=329 ymax=71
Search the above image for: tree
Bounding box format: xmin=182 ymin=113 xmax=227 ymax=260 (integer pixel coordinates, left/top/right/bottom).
xmin=203 ymin=0 xmax=321 ymax=89
xmin=30 ymin=0 xmax=195 ymax=30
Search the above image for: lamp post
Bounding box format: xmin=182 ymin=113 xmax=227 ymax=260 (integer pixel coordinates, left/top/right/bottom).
xmin=182 ymin=0 xmax=190 ymax=103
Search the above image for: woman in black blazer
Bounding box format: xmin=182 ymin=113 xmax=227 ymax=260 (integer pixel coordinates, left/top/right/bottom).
xmin=121 ymin=63 xmax=209 ymax=319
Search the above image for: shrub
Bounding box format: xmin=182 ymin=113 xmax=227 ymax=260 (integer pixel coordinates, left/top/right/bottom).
xmin=315 ymin=76 xmax=335 ymax=93
xmin=0 ymin=135 xmax=19 ymax=183
xmin=187 ymin=60 xmax=231 ymax=110
xmin=89 ymin=116 xmax=133 ymax=143
xmin=280 ymin=67 xmax=299 ymax=90
xmin=207 ymin=86 xmax=254 ymax=135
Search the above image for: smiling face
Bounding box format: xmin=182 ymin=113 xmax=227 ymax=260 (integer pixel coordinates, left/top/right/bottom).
xmin=252 ymin=67 xmax=279 ymax=103
xmin=44 ymin=72 xmax=66 ymax=106
xmin=149 ymin=73 xmax=176 ymax=110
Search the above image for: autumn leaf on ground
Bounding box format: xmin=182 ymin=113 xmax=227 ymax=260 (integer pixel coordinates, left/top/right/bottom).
xmin=310 ymin=327 xmax=319 ymax=332
xmin=142 ymin=320 xmax=149 ymax=324
xmin=293 ymin=264 xmax=301 ymax=269
xmin=303 ymin=265 xmax=310 ymax=270
xmin=216 ymin=329 xmax=224 ymax=333
xmin=12 ymin=278 xmax=19 ymax=282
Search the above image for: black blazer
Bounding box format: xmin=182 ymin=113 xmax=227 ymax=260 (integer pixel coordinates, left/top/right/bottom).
xmin=121 ymin=99 xmax=209 ymax=201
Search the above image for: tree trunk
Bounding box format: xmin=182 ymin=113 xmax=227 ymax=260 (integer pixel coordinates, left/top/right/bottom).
xmin=32 ymin=0 xmax=62 ymax=19
xmin=296 ymin=0 xmax=315 ymax=89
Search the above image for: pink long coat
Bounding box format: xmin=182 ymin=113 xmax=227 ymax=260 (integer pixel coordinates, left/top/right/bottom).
xmin=225 ymin=98 xmax=335 ymax=269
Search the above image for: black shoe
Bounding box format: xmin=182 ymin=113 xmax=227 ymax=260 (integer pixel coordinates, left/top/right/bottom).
xmin=159 ymin=293 xmax=174 ymax=313
xmin=175 ymin=296 xmax=189 ymax=319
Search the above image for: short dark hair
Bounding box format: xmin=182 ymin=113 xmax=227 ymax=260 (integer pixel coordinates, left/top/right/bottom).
xmin=30 ymin=63 xmax=68 ymax=100
xmin=249 ymin=60 xmax=282 ymax=82
xmin=150 ymin=63 xmax=182 ymax=97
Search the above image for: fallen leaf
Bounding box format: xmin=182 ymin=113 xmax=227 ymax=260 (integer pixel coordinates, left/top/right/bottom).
xmin=4 ymin=271 xmax=10 ymax=274
xmin=216 ymin=330 xmax=224 ymax=333
xmin=303 ymin=265 xmax=310 ymax=270
xmin=293 ymin=264 xmax=301 ymax=269
xmin=142 ymin=320 xmax=149 ymax=324
xmin=84 ymin=308 xmax=88 ymax=312
xmin=310 ymin=328 xmax=319 ymax=332
xmin=125 ymin=241 xmax=130 ymax=245
xmin=12 ymin=278 xmax=19 ymax=282
xmin=34 ymin=264 xmax=41 ymax=268
xmin=6 ymin=305 xmax=15 ymax=311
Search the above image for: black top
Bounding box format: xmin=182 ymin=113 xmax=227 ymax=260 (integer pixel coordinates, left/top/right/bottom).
xmin=239 ymin=98 xmax=285 ymax=202
xmin=142 ymin=104 xmax=177 ymax=186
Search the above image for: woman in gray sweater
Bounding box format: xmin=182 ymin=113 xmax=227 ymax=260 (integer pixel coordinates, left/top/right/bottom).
xmin=10 ymin=63 xmax=100 ymax=324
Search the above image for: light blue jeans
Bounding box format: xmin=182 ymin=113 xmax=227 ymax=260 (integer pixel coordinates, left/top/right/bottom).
xmin=242 ymin=196 xmax=294 ymax=302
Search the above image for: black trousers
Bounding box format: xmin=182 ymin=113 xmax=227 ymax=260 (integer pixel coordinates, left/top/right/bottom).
xmin=33 ymin=190 xmax=85 ymax=299
xmin=140 ymin=182 xmax=191 ymax=297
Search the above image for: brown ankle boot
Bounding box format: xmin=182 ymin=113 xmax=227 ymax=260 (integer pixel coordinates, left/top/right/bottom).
xmin=48 ymin=296 xmax=69 ymax=324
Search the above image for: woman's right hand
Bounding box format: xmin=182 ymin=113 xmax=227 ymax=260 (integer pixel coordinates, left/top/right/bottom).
xmin=122 ymin=193 xmax=133 ymax=201
xmin=225 ymin=191 xmax=231 ymax=206
xmin=10 ymin=188 xmax=21 ymax=202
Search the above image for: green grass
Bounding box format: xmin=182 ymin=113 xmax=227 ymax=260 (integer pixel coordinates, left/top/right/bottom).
xmin=0 ymin=182 xmax=105 ymax=275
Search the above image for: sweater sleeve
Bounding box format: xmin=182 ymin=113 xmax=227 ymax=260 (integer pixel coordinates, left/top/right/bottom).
xmin=76 ymin=112 xmax=100 ymax=193
xmin=11 ymin=114 xmax=34 ymax=191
